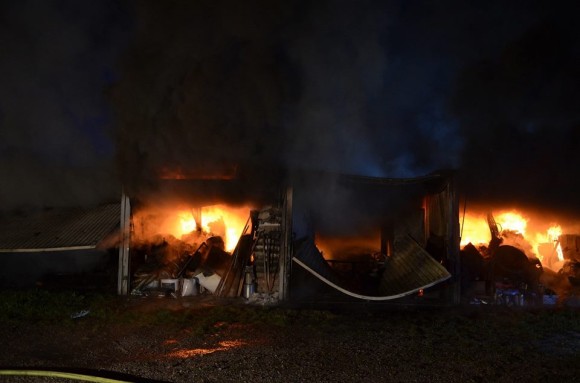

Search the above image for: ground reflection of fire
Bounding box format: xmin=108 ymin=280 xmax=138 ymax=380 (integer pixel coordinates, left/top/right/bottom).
xmin=166 ymin=340 xmax=246 ymax=359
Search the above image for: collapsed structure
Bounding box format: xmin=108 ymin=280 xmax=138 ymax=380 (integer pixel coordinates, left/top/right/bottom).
xmin=0 ymin=167 xmax=577 ymax=307
xmin=118 ymin=170 xmax=461 ymax=306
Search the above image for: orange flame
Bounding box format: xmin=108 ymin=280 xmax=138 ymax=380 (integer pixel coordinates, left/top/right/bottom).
xmin=178 ymin=211 xmax=197 ymax=236
xmin=199 ymin=205 xmax=251 ymax=251
xmin=556 ymin=242 xmax=564 ymax=262
xmin=460 ymin=210 xmax=528 ymax=247
xmin=460 ymin=208 xmax=570 ymax=270
xmin=132 ymin=204 xmax=252 ymax=251
xmin=496 ymin=211 xmax=527 ymax=235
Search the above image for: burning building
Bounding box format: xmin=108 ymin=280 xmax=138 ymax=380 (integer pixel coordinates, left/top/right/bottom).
xmin=103 ymin=1 xmax=579 ymax=308
xmin=114 ymin=166 xmax=580 ymax=308
xmin=1 ymin=167 xmax=577 ymax=308
xmin=459 ymin=207 xmax=580 ymax=305
xmin=117 ymin=168 xmax=460 ymax=307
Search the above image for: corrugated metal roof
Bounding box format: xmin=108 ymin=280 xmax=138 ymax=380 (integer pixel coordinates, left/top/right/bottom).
xmin=378 ymin=235 xmax=451 ymax=296
xmin=0 ymin=203 xmax=121 ymax=252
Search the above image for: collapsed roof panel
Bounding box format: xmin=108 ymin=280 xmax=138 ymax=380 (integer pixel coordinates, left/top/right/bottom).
xmin=293 ymin=235 xmax=451 ymax=301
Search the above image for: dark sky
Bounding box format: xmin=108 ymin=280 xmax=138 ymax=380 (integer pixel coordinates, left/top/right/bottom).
xmin=1 ymin=0 xmax=579 ymax=212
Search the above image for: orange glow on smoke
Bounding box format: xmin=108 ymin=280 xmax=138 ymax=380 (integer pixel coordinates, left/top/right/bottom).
xmin=315 ymin=233 xmax=381 ymax=260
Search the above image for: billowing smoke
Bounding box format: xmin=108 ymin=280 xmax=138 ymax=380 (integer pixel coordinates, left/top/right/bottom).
xmin=3 ymin=0 xmax=579 ymax=213
xmin=282 ymin=1 xmax=390 ymax=176
xmin=111 ymin=1 xmax=293 ymax=199
xmin=111 ymin=0 xmax=467 ymax=201
xmin=0 ymin=0 xmax=129 ymax=210
xmin=451 ymin=18 xmax=580 ymax=211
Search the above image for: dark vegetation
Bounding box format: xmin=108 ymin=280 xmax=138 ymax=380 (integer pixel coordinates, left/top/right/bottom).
xmin=1 ymin=290 xmax=579 ymax=382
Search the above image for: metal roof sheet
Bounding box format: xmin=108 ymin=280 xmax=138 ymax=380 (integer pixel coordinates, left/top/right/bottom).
xmin=293 ymin=235 xmax=450 ymax=301
xmin=0 ymin=203 xmax=121 ymax=252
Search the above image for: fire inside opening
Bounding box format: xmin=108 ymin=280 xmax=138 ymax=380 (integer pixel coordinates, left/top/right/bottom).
xmin=459 ymin=207 xmax=580 ymax=306
xmin=118 ymin=171 xmax=579 ymax=307
xmin=131 ymin=204 xmax=252 ymax=296
xmin=122 ymin=171 xmax=458 ymax=306
xmin=128 ymin=199 xmax=286 ymax=302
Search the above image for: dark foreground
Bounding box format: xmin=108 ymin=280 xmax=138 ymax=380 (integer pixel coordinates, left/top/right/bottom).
xmin=0 ymin=291 xmax=579 ymax=383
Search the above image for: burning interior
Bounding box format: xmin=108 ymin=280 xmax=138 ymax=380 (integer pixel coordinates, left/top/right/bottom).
xmin=120 ymin=170 xmax=461 ymax=306
xmin=287 ymin=171 xmax=458 ymax=305
xmin=459 ymin=207 xmax=580 ymax=306
xmin=122 ymin=171 xmax=291 ymax=302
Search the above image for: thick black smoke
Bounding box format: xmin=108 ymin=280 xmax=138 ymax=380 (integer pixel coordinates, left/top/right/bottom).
xmin=111 ymin=0 xmax=467 ymax=200
xmin=0 ymin=0 xmax=129 ymax=210
xmin=451 ymin=18 xmax=580 ymax=212
xmin=3 ymin=0 xmax=579 ymax=214
xmin=111 ymin=0 xmax=294 ymax=198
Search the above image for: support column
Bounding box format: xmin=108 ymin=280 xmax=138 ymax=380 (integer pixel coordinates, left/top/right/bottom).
xmin=117 ymin=192 xmax=131 ymax=295
xmin=278 ymin=186 xmax=293 ymax=301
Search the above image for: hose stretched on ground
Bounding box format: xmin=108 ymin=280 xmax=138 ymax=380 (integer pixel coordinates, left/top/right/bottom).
xmin=0 ymin=369 xmax=132 ymax=382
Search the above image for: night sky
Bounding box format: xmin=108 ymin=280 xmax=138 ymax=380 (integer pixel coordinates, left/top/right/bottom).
xmin=1 ymin=0 xmax=579 ymax=214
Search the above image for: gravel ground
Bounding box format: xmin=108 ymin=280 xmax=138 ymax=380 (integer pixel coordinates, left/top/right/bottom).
xmin=0 ymin=296 xmax=579 ymax=383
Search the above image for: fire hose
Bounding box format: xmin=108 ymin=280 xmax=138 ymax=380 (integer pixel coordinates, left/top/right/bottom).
xmin=0 ymin=369 xmax=132 ymax=382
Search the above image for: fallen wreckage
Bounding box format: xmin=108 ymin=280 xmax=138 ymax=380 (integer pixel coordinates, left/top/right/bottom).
xmin=121 ymin=170 xmax=461 ymax=307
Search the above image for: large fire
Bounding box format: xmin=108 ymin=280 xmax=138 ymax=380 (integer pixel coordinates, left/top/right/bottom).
xmin=133 ymin=204 xmax=252 ymax=251
xmin=460 ymin=209 xmax=566 ymax=270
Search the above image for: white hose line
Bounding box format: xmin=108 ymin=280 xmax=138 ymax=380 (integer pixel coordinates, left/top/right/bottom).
xmin=292 ymin=257 xmax=449 ymax=301
xmin=0 ymin=370 xmax=132 ymax=383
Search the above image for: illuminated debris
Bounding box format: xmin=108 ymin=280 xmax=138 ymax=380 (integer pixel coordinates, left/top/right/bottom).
xmin=292 ymin=235 xmax=451 ymax=300
xmin=70 ymin=309 xmax=90 ymax=319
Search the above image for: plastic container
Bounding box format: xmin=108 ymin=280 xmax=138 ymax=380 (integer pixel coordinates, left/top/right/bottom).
xmin=181 ymin=277 xmax=199 ymax=296
xmin=160 ymin=278 xmax=179 ymax=293
xmin=195 ymin=273 xmax=221 ymax=293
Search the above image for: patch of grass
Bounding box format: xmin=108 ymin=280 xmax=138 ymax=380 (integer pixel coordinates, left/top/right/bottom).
xmin=0 ymin=289 xmax=90 ymax=324
xmin=2 ymin=290 xmax=578 ymax=347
